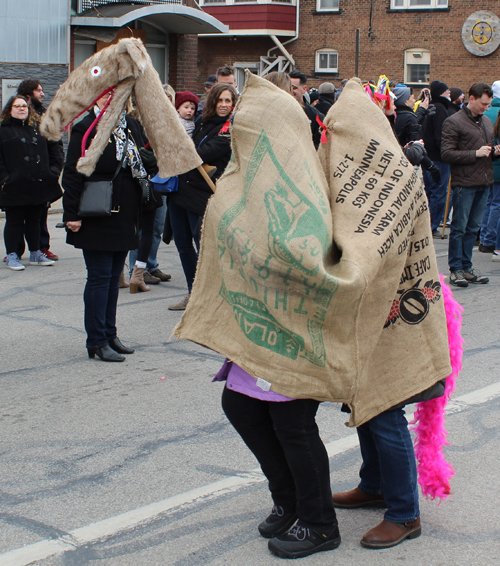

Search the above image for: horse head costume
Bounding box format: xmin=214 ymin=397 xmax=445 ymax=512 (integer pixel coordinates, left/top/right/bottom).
xmin=41 ymin=38 xmax=202 ymax=178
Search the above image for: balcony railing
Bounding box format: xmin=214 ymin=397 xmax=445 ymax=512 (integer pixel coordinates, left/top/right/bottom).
xmin=78 ymin=0 xmax=195 ymax=13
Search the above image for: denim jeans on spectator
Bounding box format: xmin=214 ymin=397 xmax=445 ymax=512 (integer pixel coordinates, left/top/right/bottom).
xmin=480 ymin=183 xmax=500 ymax=247
xmin=357 ymin=408 xmax=419 ymax=523
xmin=221 ymin=387 xmax=338 ymax=528
xmin=82 ymin=250 xmax=127 ymax=349
xmin=448 ymin=186 xmax=490 ymax=272
xmin=169 ymin=200 xmax=200 ymax=293
xmin=423 ymin=161 xmax=450 ymax=231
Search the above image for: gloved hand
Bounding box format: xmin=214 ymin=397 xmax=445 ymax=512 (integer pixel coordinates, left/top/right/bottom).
xmin=139 ymin=147 xmax=157 ymax=170
xmin=428 ymin=162 xmax=441 ymax=183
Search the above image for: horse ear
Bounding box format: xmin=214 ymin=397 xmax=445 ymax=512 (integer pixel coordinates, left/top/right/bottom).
xmin=117 ymin=38 xmax=149 ymax=75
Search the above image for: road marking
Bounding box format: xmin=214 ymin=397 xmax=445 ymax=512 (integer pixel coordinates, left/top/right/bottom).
xmin=2 ymin=382 xmax=500 ymax=566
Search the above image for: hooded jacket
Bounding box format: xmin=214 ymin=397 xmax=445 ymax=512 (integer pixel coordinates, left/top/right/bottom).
xmin=422 ymin=95 xmax=451 ymax=161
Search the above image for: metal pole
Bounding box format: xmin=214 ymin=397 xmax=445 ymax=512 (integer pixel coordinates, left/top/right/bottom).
xmin=355 ymin=29 xmax=360 ymax=77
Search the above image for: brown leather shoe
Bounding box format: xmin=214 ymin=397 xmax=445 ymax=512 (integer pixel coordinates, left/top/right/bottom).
xmin=332 ymin=487 xmax=387 ymax=509
xmin=361 ymin=518 xmax=421 ymax=549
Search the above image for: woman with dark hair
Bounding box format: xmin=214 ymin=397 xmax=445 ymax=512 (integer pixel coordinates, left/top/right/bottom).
xmin=167 ymin=83 xmax=237 ymax=310
xmin=0 ymin=95 xmax=63 ymax=270
xmin=62 ymin=92 xmax=151 ymax=362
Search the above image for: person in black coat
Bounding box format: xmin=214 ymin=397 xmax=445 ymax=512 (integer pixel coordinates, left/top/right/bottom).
xmin=62 ymin=92 xmax=148 ymax=362
xmin=0 ymin=95 xmax=63 ymax=270
xmin=167 ymin=83 xmax=236 ymax=310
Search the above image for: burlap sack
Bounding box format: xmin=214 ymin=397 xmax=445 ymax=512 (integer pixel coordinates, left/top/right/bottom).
xmin=175 ymin=74 xmax=451 ymax=426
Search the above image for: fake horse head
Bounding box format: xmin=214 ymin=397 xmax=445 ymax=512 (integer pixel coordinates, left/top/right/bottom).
xmin=40 ymin=38 xmax=201 ymax=177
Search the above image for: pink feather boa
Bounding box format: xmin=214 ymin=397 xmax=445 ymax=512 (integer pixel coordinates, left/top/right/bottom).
xmin=411 ymin=274 xmax=464 ymax=503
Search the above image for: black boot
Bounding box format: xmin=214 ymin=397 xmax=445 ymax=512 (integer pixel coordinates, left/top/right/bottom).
xmin=108 ymin=337 xmax=135 ymax=354
xmin=88 ymin=345 xmax=125 ymax=362
xmin=258 ymin=506 xmax=298 ymax=539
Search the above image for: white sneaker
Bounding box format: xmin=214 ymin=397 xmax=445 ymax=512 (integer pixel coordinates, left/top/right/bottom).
xmin=6 ymin=253 xmax=25 ymax=271
xmin=492 ymin=251 xmax=500 ymax=262
xmin=30 ymin=250 xmax=55 ymax=266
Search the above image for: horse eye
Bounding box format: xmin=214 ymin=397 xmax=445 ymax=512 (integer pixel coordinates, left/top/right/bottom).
xmin=91 ymin=66 xmax=102 ymax=77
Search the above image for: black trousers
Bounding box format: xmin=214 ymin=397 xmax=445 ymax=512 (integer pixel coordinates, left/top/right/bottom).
xmin=3 ymin=205 xmax=45 ymax=255
xmin=221 ymin=387 xmax=337 ymax=528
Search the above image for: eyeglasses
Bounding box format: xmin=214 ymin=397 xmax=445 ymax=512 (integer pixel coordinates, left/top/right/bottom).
xmin=13 ymin=105 xmax=29 ymax=109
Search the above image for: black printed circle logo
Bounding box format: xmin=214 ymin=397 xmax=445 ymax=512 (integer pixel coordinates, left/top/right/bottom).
xmin=398 ymin=289 xmax=429 ymax=325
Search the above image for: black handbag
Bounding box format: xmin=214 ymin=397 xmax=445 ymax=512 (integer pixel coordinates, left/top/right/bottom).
xmin=138 ymin=177 xmax=157 ymax=212
xmin=78 ymin=131 xmax=129 ymax=217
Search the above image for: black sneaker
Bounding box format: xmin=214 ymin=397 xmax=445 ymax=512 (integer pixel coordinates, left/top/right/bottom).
xmin=478 ymin=243 xmax=495 ymax=253
xmin=449 ymin=270 xmax=468 ymax=287
xmin=258 ymin=505 xmax=298 ymax=539
xmin=268 ymin=522 xmax=341 ymax=559
xmin=432 ymin=230 xmax=448 ymax=240
xmin=463 ymin=268 xmax=489 ymax=284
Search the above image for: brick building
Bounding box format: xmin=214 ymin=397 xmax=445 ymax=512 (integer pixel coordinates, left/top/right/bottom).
xmin=198 ymin=1 xmax=500 ymax=94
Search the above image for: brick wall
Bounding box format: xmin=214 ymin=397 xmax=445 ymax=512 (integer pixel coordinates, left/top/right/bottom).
xmin=198 ymin=1 xmax=500 ymax=95
xmin=0 ymin=64 xmax=69 ymax=109
xmin=170 ymin=34 xmax=199 ymax=93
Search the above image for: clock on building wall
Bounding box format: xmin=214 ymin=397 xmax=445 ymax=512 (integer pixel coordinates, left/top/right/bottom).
xmin=462 ymin=10 xmax=500 ymax=56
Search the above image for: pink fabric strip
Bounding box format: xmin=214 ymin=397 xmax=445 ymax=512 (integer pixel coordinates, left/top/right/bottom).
xmin=80 ymin=90 xmax=115 ymax=159
xmin=411 ymin=274 xmax=464 ymax=503
xmin=64 ymin=85 xmax=117 ymax=132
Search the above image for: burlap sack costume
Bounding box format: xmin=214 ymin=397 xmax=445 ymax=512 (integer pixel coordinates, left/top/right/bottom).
xmin=175 ymin=74 xmax=451 ymax=426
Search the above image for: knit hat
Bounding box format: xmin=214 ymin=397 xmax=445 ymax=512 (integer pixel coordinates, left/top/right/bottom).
xmin=204 ymin=75 xmax=217 ymax=87
xmin=393 ymin=86 xmax=411 ymax=106
xmin=430 ymin=80 xmax=449 ymax=100
xmin=449 ymin=87 xmax=463 ymax=103
xmin=175 ymin=91 xmax=199 ymax=113
xmin=318 ymin=82 xmax=335 ymax=94
xmin=309 ymin=90 xmax=320 ymax=104
xmin=492 ymin=81 xmax=500 ymax=99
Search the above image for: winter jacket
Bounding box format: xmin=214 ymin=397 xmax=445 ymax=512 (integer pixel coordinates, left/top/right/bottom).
xmin=448 ymin=102 xmax=461 ymax=116
xmin=315 ymin=95 xmax=334 ymax=117
xmin=169 ymin=114 xmax=231 ymax=217
xmin=484 ymin=98 xmax=500 ymax=183
xmin=62 ymin=111 xmax=144 ymax=251
xmin=441 ymin=106 xmax=496 ymax=189
xmin=302 ymin=103 xmax=325 ymax=150
xmin=394 ymin=105 xmax=421 ymax=147
xmin=0 ymin=117 xmax=63 ymax=208
xmin=422 ymin=95 xmax=451 ymax=161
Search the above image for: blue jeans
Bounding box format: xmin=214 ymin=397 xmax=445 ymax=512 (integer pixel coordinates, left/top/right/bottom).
xmin=82 ymin=250 xmax=128 ymax=349
xmin=169 ymin=200 xmax=200 ymax=293
xmin=423 ymin=161 xmax=451 ymax=232
xmin=222 ymin=387 xmax=337 ymax=528
xmin=357 ymin=408 xmax=419 ymax=523
xmin=448 ymin=186 xmax=490 ymax=272
xmin=480 ymin=182 xmax=500 ymax=247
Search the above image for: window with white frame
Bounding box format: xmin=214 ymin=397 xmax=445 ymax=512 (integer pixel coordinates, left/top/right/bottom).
xmin=392 ymin=0 xmax=447 ymax=8
xmin=315 ymin=50 xmax=338 ymax=73
xmin=404 ymin=49 xmax=430 ymax=85
xmin=317 ymin=0 xmax=339 ymax=11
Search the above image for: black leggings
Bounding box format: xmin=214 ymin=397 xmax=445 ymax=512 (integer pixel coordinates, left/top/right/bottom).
xmin=4 ymin=205 xmax=45 ymax=254
xmin=136 ymin=208 xmax=156 ymax=264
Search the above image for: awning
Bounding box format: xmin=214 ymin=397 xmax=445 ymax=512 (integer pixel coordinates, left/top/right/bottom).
xmin=71 ymin=3 xmax=229 ymax=35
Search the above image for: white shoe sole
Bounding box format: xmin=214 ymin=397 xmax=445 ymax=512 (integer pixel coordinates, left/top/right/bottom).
xmin=30 ymin=261 xmax=55 ymax=266
xmin=7 ymin=264 xmax=25 ymax=271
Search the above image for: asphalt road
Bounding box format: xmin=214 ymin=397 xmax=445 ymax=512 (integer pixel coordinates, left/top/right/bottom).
xmin=1 ymin=212 xmax=499 ymax=566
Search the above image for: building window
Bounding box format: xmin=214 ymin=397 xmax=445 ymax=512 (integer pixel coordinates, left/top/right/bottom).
xmin=317 ymin=0 xmax=339 ymax=11
xmin=392 ymin=0 xmax=448 ymax=8
xmin=315 ymin=50 xmax=338 ymax=73
xmin=404 ymin=49 xmax=430 ymax=85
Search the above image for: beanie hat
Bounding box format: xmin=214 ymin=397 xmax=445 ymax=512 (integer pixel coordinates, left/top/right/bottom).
xmin=318 ymin=82 xmax=335 ymax=94
xmin=492 ymin=81 xmax=500 ymax=99
xmin=309 ymin=90 xmax=320 ymax=104
xmin=430 ymin=80 xmax=449 ymax=100
xmin=393 ymin=86 xmax=411 ymax=106
xmin=175 ymin=91 xmax=199 ymax=113
xmin=449 ymin=87 xmax=463 ymax=103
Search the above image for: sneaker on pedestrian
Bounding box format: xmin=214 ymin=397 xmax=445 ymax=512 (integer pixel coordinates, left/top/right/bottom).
xmin=168 ymin=295 xmax=190 ymax=311
xmin=29 ymin=250 xmax=55 ymax=266
xmin=41 ymin=248 xmax=59 ymax=260
xmin=258 ymin=505 xmax=298 ymax=539
xmin=268 ymin=522 xmax=341 ymax=559
xmin=492 ymin=251 xmax=500 ymax=262
xmin=449 ymin=270 xmax=468 ymax=287
xmin=432 ymin=230 xmax=448 ymax=239
xmin=478 ymin=243 xmax=495 ymax=253
xmin=5 ymin=253 xmax=25 ymax=271
xmin=143 ymin=271 xmax=160 ymax=285
xmin=150 ymin=268 xmax=171 ymax=282
xmin=463 ymin=268 xmax=489 ymax=284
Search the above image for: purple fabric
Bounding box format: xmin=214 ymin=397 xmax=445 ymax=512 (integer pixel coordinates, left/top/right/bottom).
xmin=213 ymin=359 xmax=294 ymax=402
